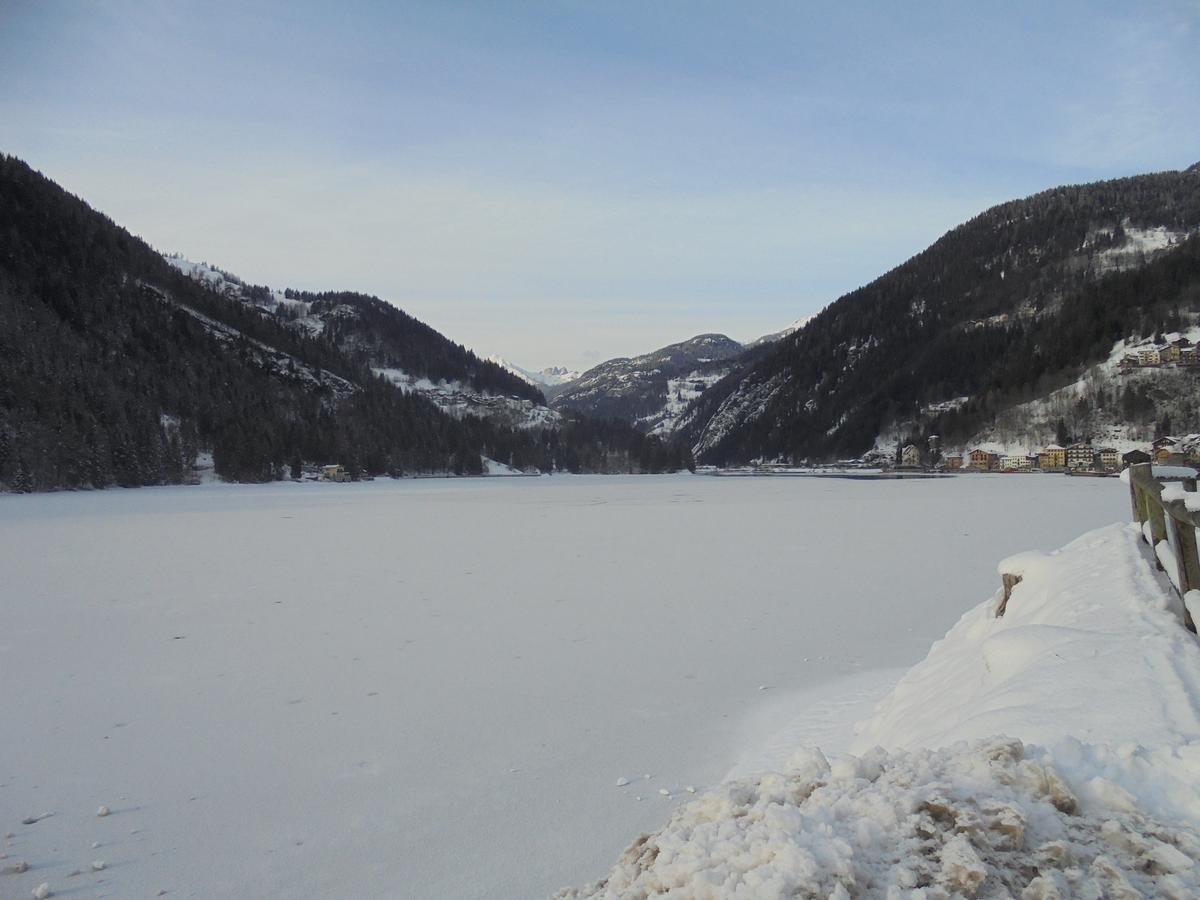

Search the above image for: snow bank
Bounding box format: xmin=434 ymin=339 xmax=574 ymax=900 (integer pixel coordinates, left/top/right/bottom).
xmin=856 ymin=523 xmax=1200 ymax=827
xmin=558 ymin=737 xmax=1200 ymax=899
xmin=563 ymin=521 xmax=1200 ymax=897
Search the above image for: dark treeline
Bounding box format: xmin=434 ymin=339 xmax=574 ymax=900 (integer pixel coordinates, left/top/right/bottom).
xmin=680 ymin=163 xmax=1200 ymax=463
xmin=0 ymin=156 xmax=690 ymax=491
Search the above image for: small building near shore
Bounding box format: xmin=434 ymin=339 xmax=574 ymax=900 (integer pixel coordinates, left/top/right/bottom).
xmin=1038 ymin=444 xmax=1066 ymax=469
xmin=321 ymin=463 xmax=351 ymax=482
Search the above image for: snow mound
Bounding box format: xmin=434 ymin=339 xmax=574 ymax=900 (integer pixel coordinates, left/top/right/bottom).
xmin=562 ymin=519 xmax=1200 ymax=897
xmin=557 ymin=737 xmax=1200 ymax=899
xmin=854 ymin=523 xmax=1200 ymax=829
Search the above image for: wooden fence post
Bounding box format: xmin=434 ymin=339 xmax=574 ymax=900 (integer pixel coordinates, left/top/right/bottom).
xmin=1129 ymin=462 xmax=1200 ymax=633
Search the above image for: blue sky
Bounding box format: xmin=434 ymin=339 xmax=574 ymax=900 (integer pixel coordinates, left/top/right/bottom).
xmin=2 ymin=1 xmax=1198 ymax=371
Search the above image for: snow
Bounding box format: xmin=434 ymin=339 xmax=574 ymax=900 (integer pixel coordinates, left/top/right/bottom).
xmin=482 ymin=457 xmax=524 ymax=476
xmin=561 ymin=737 xmax=1200 ymax=899
xmin=372 ymin=367 xmax=561 ymax=430
xmin=643 ymin=369 xmax=731 ymax=436
xmin=746 ymin=315 xmax=817 ymax=348
xmin=567 ymin=512 xmax=1200 ymax=898
xmin=1153 ymin=464 xmax=1199 ymax=479
xmin=1094 ymin=224 xmax=1194 ymax=273
xmin=0 ymin=475 xmax=1131 ymax=897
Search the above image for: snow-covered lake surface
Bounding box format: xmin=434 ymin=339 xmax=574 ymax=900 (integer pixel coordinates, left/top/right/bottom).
xmin=0 ymin=474 xmax=1127 ymax=898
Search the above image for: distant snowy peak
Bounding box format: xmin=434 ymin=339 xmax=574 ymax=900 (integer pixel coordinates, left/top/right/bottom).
xmin=486 ymin=356 xmax=580 ymax=388
xmin=747 ymin=314 xmax=816 ymax=348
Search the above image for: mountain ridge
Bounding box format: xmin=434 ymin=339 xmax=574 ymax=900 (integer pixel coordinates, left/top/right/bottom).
xmin=674 ymin=164 xmax=1200 ymax=464
xmin=0 ymin=156 xmax=694 ymax=490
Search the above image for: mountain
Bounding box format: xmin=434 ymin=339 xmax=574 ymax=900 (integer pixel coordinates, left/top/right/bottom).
xmin=485 ymin=355 xmax=580 ymax=399
xmin=163 ymin=257 xmax=563 ymax=431
xmin=166 ymin=258 xmax=544 ymax=401
xmin=675 ymin=164 xmax=1200 ymax=464
xmin=745 ymin=314 xmax=817 ymax=349
xmin=550 ymin=334 xmax=747 ymax=430
xmin=0 ymin=156 xmax=693 ymax=490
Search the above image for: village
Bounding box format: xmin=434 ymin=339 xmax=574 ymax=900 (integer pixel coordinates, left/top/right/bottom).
xmin=1116 ymin=334 xmax=1200 ymax=369
xmin=895 ymin=434 xmax=1200 ymax=475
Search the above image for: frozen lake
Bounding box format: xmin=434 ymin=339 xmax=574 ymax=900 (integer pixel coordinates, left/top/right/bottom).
xmin=1 ymin=474 xmax=1127 ymax=898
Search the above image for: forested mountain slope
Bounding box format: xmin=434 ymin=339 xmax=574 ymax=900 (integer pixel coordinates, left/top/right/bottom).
xmin=0 ymin=156 xmax=691 ymax=490
xmin=676 ymin=164 xmax=1200 ymax=464
xmin=551 ymin=333 xmax=748 ymax=427
xmin=164 ymin=256 xmax=542 ymax=403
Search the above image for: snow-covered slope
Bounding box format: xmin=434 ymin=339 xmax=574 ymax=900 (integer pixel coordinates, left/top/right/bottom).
xmin=373 ymin=367 xmax=561 ymax=429
xmin=164 ymin=254 xmax=328 ymax=334
xmin=744 ymin=314 xmax=816 ymax=349
xmin=564 ymin=520 xmax=1200 ymax=898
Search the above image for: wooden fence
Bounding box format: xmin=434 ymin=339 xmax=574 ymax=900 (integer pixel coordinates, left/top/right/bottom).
xmin=1127 ymin=461 xmax=1200 ymax=632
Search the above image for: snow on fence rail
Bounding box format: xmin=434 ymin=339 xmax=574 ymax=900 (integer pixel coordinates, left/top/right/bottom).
xmin=1127 ymin=461 xmax=1200 ymax=631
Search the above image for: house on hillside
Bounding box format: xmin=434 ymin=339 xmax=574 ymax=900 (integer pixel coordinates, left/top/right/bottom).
xmin=321 ymin=463 xmax=350 ymax=482
xmin=901 ymin=444 xmax=922 ymax=468
xmin=1117 ymin=355 xmax=1140 ymax=371
xmin=1038 ymin=444 xmax=1066 ymax=469
xmin=943 ymin=455 xmax=963 ymax=470
xmin=1183 ymin=435 xmax=1200 ymax=465
xmin=1138 ymin=348 xmax=1162 ymax=366
xmin=1066 ymin=444 xmax=1095 ymax=469
xmin=1000 ymin=455 xmax=1030 ymax=471
xmin=1164 ymin=337 xmax=1194 ymax=363
xmin=1097 ymin=447 xmax=1120 ymax=471
xmin=1153 ymin=439 xmax=1187 ymax=465
xmin=1122 ymin=449 xmax=1152 ymax=468
xmin=1153 ymin=437 xmax=1179 ymax=461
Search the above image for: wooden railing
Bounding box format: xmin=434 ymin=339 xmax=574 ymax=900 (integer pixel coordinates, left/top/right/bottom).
xmin=1127 ymin=461 xmax=1200 ymax=632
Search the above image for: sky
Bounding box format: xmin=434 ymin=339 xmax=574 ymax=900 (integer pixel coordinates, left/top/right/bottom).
xmin=2 ymin=1 xmax=1199 ymax=372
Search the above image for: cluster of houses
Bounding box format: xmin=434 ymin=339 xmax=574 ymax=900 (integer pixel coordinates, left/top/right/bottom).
xmin=1117 ymin=336 xmax=1200 ymax=369
xmin=911 ymin=435 xmax=1198 ymax=474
